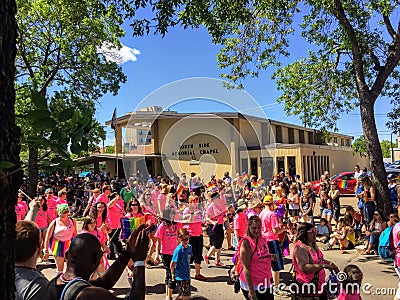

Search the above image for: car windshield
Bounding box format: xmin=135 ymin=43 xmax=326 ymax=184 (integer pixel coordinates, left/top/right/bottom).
xmin=330 ymin=174 xmax=341 ymax=180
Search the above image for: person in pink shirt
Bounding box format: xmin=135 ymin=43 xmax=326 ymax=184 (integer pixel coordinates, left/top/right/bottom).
xmin=55 ymin=189 xmax=68 ymax=206
xmin=338 ymin=265 xmax=363 ymax=300
xmin=246 ymin=201 xmax=264 ymax=218
xmin=80 ymin=216 xmax=109 ymax=278
xmin=95 ymin=185 xmax=111 ymax=205
xmin=45 ymin=188 xmax=57 ymax=221
xmin=182 ymin=195 xmax=206 ymax=280
xmin=125 ymin=198 xmax=144 ymax=218
xmin=35 ymin=195 xmax=51 ymax=260
xmin=107 ymin=192 xmax=125 ymax=260
xmin=238 ymin=216 xmax=275 ymax=300
xmin=155 ymin=206 xmax=180 ymax=300
xmin=234 ymin=199 xmax=248 ymax=246
xmin=259 ymin=195 xmax=288 ymax=296
xmin=15 ymin=193 xmax=28 ymax=220
xmin=157 ymin=184 xmax=169 ymax=217
xmin=204 ymin=192 xmax=227 ymax=267
xmin=93 ymin=201 xmax=111 ymax=231
xmin=151 ymin=183 xmax=160 ymax=207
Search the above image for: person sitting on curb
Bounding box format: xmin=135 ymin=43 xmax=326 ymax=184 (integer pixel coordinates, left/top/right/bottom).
xmin=46 ymin=224 xmax=149 ymax=300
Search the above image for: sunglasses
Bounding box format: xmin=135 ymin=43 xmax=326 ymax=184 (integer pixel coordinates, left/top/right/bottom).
xmin=47 ymin=192 xmax=53 ymax=194
xmin=374 ymin=213 xmax=379 ymax=216
xmin=131 ymin=204 xmax=139 ymax=207
xmin=145 ymin=194 xmax=151 ymax=196
xmin=180 ymin=237 xmax=189 ymax=242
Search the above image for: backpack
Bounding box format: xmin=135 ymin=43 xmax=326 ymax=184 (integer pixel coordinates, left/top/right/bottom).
xmin=378 ymin=225 xmax=395 ymax=260
xmin=60 ymin=277 xmax=91 ymax=300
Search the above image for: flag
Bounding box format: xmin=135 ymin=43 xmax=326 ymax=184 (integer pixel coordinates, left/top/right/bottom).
xmin=207 ymin=183 xmax=218 ymax=193
xmin=111 ymin=108 xmax=117 ymax=130
xmin=340 ymin=180 xmax=348 ymax=189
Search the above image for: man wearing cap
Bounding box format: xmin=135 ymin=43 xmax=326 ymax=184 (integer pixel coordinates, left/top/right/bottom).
xmin=259 ymin=195 xmax=288 ymax=296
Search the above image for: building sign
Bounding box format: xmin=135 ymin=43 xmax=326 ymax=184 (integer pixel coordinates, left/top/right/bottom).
xmin=171 ymin=143 xmax=220 ymax=159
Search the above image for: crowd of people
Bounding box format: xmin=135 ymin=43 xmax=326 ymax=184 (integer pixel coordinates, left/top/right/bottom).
xmin=13 ymin=167 xmax=400 ymax=300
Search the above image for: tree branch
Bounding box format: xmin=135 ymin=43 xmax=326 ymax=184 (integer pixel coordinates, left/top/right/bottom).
xmin=333 ymin=0 xmax=368 ymax=93
xmin=383 ymin=14 xmax=396 ymax=39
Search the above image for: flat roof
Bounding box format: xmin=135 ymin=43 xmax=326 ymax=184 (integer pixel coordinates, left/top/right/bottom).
xmin=106 ymin=111 xmax=353 ymax=139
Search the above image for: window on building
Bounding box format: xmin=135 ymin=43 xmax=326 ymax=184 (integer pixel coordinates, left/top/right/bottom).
xmin=276 ymin=126 xmax=282 ymax=143
xmin=288 ymin=128 xmax=294 ymax=144
xmin=345 ymin=139 xmax=350 ymax=147
xmin=299 ymin=130 xmax=305 ymax=143
xmin=308 ymin=132 xmax=314 ymax=144
xmin=334 ymin=137 xmax=338 ymax=144
xmin=341 ymin=138 xmax=344 ymax=146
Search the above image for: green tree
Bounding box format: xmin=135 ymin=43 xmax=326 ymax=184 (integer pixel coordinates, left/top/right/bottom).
xmin=352 ymin=136 xmax=368 ymax=156
xmin=128 ymin=0 xmax=400 ymax=215
xmin=0 ymin=0 xmax=22 ymax=297
xmin=15 ymin=0 xmax=126 ymax=196
xmin=380 ymin=140 xmax=397 ymax=158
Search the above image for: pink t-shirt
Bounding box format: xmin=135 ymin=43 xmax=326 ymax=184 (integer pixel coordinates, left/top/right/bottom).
xmin=392 ymin=223 xmax=400 ymax=247
xmin=182 ymin=207 xmax=203 ymax=236
xmin=234 ymin=212 xmax=248 ymax=238
xmin=154 ymin=222 xmax=179 ymax=255
xmin=18 ymin=200 xmax=28 ymax=214
xmin=56 ymin=198 xmax=68 ymax=206
xmin=259 ymin=209 xmax=279 ymax=241
xmin=338 ymin=289 xmax=362 ymax=300
xmin=35 ymin=207 xmax=51 ymax=228
xmin=96 ymin=215 xmax=111 ymax=228
xmin=239 ymin=236 xmax=272 ymax=287
xmin=152 ymin=190 xmax=160 ymax=206
xmin=81 ymin=228 xmax=108 ymax=245
xmin=157 ymin=193 xmax=167 ymax=215
xmin=107 ymin=199 xmax=124 ymax=229
xmin=206 ymin=200 xmax=226 ymax=224
xmin=95 ymin=193 xmax=110 ymax=205
xmin=47 ymin=198 xmax=57 ymax=221
xmin=292 ymin=242 xmax=326 ymax=293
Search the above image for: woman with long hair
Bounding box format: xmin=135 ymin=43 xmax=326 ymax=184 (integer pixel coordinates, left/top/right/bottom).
xmin=292 ymin=222 xmax=339 ymax=300
xmin=363 ymin=209 xmax=387 ymax=255
xmin=125 ymin=198 xmax=143 ymax=218
xmin=238 ymin=216 xmax=275 ymax=300
xmin=35 ymin=195 xmax=51 ymax=261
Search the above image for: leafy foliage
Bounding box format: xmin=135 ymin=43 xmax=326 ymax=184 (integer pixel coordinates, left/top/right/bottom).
xmin=380 ymin=139 xmax=397 ymax=158
xmin=352 ymin=135 xmax=368 ymax=156
xmin=15 ymin=0 xmax=125 ymax=172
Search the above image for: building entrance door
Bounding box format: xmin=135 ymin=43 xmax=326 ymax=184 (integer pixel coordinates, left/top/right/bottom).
xmin=250 ymin=158 xmax=258 ymax=177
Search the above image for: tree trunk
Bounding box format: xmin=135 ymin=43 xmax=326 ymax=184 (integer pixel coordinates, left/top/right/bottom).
xmin=360 ymin=92 xmax=392 ymax=216
xmin=28 ymin=146 xmax=39 ymax=198
xmin=0 ymin=0 xmax=22 ymax=298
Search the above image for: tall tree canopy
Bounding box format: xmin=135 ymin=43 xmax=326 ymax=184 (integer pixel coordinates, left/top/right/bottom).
xmin=127 ymin=0 xmax=400 ymax=215
xmin=15 ymin=0 xmax=126 ymax=196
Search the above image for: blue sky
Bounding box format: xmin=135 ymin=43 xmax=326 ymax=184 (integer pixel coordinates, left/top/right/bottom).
xmin=96 ymin=23 xmax=393 ymax=146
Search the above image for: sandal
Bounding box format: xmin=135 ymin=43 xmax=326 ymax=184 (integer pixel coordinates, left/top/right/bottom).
xmin=146 ymin=260 xmax=155 ymax=268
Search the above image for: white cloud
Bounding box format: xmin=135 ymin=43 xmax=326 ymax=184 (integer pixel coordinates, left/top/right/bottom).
xmin=97 ymin=41 xmax=141 ymax=64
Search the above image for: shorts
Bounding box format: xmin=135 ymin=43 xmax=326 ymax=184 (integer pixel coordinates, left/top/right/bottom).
xmin=332 ymin=204 xmax=340 ymax=220
xmin=208 ymin=224 xmax=224 ymax=249
xmin=177 ymin=279 xmax=191 ymax=296
xmin=289 ymin=209 xmax=299 ymax=217
xmin=39 ymin=226 xmax=48 ymax=232
xmin=322 ymin=208 xmax=333 ymax=216
xmin=189 ymin=235 xmax=203 ymax=264
xmin=267 ymin=240 xmax=284 ymax=271
xmin=224 ymin=220 xmax=231 ymax=230
xmin=341 ymin=241 xmax=355 ymax=250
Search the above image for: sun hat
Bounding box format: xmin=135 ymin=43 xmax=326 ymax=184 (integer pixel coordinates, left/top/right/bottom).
xmin=236 ymin=199 xmax=248 ymax=211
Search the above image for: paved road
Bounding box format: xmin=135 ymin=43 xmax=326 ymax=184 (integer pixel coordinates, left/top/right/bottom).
xmin=40 ymin=196 xmax=398 ymax=299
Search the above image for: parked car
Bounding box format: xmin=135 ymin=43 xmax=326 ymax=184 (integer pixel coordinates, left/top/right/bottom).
xmin=311 ymin=172 xmax=357 ymax=195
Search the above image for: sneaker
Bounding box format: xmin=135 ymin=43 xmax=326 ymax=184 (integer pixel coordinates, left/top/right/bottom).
xmin=203 ymin=255 xmax=210 ymax=266
xmin=215 ymin=260 xmax=225 ymax=267
xmin=273 ymin=288 xmax=290 ymax=297
xmin=195 ymin=274 xmax=207 ymax=281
